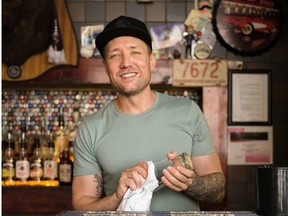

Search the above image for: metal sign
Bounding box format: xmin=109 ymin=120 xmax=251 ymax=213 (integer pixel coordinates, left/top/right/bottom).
xmin=172 ymin=59 xmax=227 ymax=87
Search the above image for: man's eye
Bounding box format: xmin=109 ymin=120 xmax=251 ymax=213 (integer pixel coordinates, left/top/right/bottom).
xmin=110 ymin=53 xmax=120 ymax=59
xmin=132 ymin=51 xmax=141 ymax=55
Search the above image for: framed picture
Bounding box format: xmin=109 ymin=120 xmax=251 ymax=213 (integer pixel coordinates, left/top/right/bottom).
xmin=227 ymin=126 xmax=273 ymax=165
xmin=228 ymin=70 xmax=272 ymax=125
xmin=150 ymin=23 xmax=185 ymax=50
xmin=212 ymin=0 xmax=283 ymax=56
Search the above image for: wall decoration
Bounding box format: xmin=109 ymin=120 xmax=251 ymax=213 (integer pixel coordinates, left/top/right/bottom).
xmin=227 ymin=126 xmax=273 ymax=165
xmin=80 ymin=24 xmax=104 ymax=58
xmin=2 ymin=0 xmax=79 ymax=81
xmin=150 ymin=23 xmax=185 ymax=50
xmin=213 ymin=0 xmax=283 ymax=56
xmin=172 ymin=59 xmax=227 ymax=87
xmin=184 ymin=0 xmax=216 ymax=59
xmin=228 ymin=70 xmax=271 ymax=125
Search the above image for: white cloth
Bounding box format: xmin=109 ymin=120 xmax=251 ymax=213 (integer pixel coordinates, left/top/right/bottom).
xmin=47 ymin=45 xmax=66 ymax=64
xmin=117 ymin=161 xmax=159 ymax=211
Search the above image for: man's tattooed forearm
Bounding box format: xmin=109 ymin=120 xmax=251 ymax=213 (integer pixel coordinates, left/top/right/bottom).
xmin=93 ymin=174 xmax=103 ymax=198
xmin=184 ymin=172 xmax=225 ymax=203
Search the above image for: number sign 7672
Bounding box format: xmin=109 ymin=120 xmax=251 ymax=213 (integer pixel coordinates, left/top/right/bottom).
xmin=173 ymin=59 xmax=227 ymax=87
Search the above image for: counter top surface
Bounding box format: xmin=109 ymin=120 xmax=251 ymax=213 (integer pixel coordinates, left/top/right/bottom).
xmin=57 ymin=211 xmax=260 ymax=216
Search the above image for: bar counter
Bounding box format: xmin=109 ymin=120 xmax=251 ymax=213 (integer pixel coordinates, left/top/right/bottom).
xmin=2 ymin=185 xmax=72 ymax=214
xmin=3 ymin=185 xmax=260 ymax=215
xmin=57 ymin=211 xmax=260 ymax=216
xmin=2 ymin=185 xmax=258 ymax=216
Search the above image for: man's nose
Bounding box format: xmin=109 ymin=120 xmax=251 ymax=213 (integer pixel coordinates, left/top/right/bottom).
xmin=120 ymin=53 xmax=132 ymax=68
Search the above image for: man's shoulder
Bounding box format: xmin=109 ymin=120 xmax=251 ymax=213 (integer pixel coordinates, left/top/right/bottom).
xmin=82 ymin=101 xmax=114 ymax=123
xmin=158 ymin=92 xmax=195 ymax=106
xmin=157 ymin=92 xmax=202 ymax=116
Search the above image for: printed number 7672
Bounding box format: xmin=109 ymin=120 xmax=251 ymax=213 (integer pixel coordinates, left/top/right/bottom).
xmin=181 ymin=61 xmax=219 ymax=78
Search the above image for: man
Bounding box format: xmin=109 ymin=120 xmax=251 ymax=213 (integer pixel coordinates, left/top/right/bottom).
xmin=72 ymin=15 xmax=225 ymax=211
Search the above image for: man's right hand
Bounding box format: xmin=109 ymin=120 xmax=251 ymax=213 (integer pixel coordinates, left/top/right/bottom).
xmin=115 ymin=161 xmax=149 ymax=200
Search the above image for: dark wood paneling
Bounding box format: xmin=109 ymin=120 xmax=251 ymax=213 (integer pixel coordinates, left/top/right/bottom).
xmin=2 ymin=186 xmax=72 ymax=214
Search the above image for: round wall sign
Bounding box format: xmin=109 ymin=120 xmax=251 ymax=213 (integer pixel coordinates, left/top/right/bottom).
xmin=212 ymin=0 xmax=283 ymax=56
xmin=8 ymin=65 xmax=22 ymax=79
xmin=194 ymin=43 xmax=211 ymax=59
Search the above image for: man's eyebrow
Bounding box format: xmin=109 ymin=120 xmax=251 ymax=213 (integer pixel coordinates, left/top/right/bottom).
xmin=108 ymin=45 xmax=141 ymax=52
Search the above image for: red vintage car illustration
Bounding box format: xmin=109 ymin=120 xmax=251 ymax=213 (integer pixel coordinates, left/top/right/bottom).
xmin=220 ymin=0 xmax=280 ymax=35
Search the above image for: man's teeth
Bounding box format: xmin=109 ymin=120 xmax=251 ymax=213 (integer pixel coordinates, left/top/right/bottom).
xmin=121 ymin=72 xmax=136 ymax=78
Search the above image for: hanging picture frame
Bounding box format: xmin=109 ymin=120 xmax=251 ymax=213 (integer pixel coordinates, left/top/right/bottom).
xmin=228 ymin=70 xmax=272 ymax=125
xmin=212 ymin=0 xmax=283 ymax=56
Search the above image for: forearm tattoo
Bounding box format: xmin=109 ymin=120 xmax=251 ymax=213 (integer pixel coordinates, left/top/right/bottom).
xmin=93 ymin=174 xmax=104 ymax=198
xmin=184 ymin=172 xmax=225 ymax=203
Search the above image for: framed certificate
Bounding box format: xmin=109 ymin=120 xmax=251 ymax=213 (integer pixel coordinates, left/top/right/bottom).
xmin=228 ymin=70 xmax=272 ymax=125
xmin=227 ymin=126 xmax=273 ymax=165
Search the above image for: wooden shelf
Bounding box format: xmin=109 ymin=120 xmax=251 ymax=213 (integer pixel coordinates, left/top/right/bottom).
xmin=2 ymin=58 xmax=173 ymax=88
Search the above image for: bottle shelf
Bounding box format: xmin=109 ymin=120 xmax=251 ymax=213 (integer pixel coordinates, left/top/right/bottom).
xmin=2 ymin=180 xmax=59 ymax=187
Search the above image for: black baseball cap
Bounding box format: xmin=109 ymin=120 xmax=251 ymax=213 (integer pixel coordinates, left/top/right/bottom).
xmin=96 ymin=16 xmax=152 ymax=58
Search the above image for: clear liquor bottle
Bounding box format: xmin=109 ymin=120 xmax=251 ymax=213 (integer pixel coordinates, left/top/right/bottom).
xmin=43 ymin=132 xmax=58 ymax=181
xmin=29 ymin=138 xmax=44 ymax=181
xmin=54 ymin=108 xmax=68 ymax=163
xmin=2 ymin=122 xmax=15 ymax=182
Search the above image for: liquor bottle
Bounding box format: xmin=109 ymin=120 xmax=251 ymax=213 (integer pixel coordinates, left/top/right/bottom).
xmin=2 ymin=123 xmax=15 ymax=181
xmin=29 ymin=138 xmax=44 ymax=181
xmin=67 ymin=140 xmax=74 ymax=163
xmin=15 ymin=121 xmax=30 ymax=181
xmin=58 ymin=149 xmax=73 ymax=185
xmin=43 ymin=132 xmax=58 ymax=180
xmin=68 ymin=108 xmax=79 ymax=163
xmin=39 ymin=123 xmax=49 ymax=160
xmin=54 ymin=108 xmax=68 ymax=163
xmin=68 ymin=127 xmax=76 ymax=163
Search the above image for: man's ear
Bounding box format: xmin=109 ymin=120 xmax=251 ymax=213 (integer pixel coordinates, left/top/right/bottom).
xmin=150 ymin=52 xmax=157 ymax=72
xmin=102 ymin=60 xmax=109 ymax=75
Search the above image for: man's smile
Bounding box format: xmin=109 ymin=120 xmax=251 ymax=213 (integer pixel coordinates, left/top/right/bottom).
xmin=120 ymin=72 xmax=137 ymax=78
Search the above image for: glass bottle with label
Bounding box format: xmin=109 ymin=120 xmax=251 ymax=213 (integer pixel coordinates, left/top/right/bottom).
xmin=29 ymin=138 xmax=44 ymax=181
xmin=39 ymin=123 xmax=49 ymax=160
xmin=154 ymin=152 xmax=194 ymax=182
xmin=58 ymin=149 xmax=73 ymax=185
xmin=54 ymin=108 xmax=68 ymax=163
xmin=15 ymin=121 xmax=30 ymax=181
xmin=43 ymin=132 xmax=58 ymax=180
xmin=68 ymin=139 xmax=74 ymax=163
xmin=2 ymin=122 xmax=15 ymax=182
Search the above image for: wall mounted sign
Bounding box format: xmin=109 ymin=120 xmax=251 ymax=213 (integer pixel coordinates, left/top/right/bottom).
xmin=7 ymin=65 xmax=22 ymax=79
xmin=172 ymin=59 xmax=227 ymax=87
xmin=194 ymin=43 xmax=211 ymax=59
xmin=228 ymin=70 xmax=272 ymax=125
xmin=227 ymin=126 xmax=273 ymax=165
xmin=213 ymin=0 xmax=283 ymax=56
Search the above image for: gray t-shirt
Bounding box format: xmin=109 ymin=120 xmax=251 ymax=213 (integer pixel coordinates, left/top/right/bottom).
xmin=73 ymin=92 xmax=215 ymax=211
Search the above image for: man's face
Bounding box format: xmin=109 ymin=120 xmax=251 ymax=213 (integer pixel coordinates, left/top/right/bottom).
xmin=103 ymin=36 xmax=156 ymax=96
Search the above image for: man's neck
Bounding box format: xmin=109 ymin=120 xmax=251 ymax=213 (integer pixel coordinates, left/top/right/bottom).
xmin=115 ymin=90 xmax=157 ymax=114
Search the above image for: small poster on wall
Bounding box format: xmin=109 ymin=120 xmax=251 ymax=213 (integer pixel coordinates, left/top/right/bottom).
xmin=150 ymin=23 xmax=185 ymax=50
xmin=80 ymin=24 xmax=104 ymax=58
xmin=227 ymin=126 xmax=273 ymax=165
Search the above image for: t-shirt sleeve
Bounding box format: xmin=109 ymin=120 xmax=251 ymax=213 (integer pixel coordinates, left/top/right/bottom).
xmin=73 ymin=119 xmax=102 ymax=176
xmin=190 ymin=103 xmax=216 ymax=156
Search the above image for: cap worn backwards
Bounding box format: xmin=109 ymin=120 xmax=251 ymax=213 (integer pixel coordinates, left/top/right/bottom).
xmin=95 ymin=16 xmax=152 ymax=58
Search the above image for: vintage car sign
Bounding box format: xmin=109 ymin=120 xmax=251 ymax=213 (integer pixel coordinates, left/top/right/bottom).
xmin=172 ymin=59 xmax=227 ymax=87
xmin=212 ymin=0 xmax=282 ymax=56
